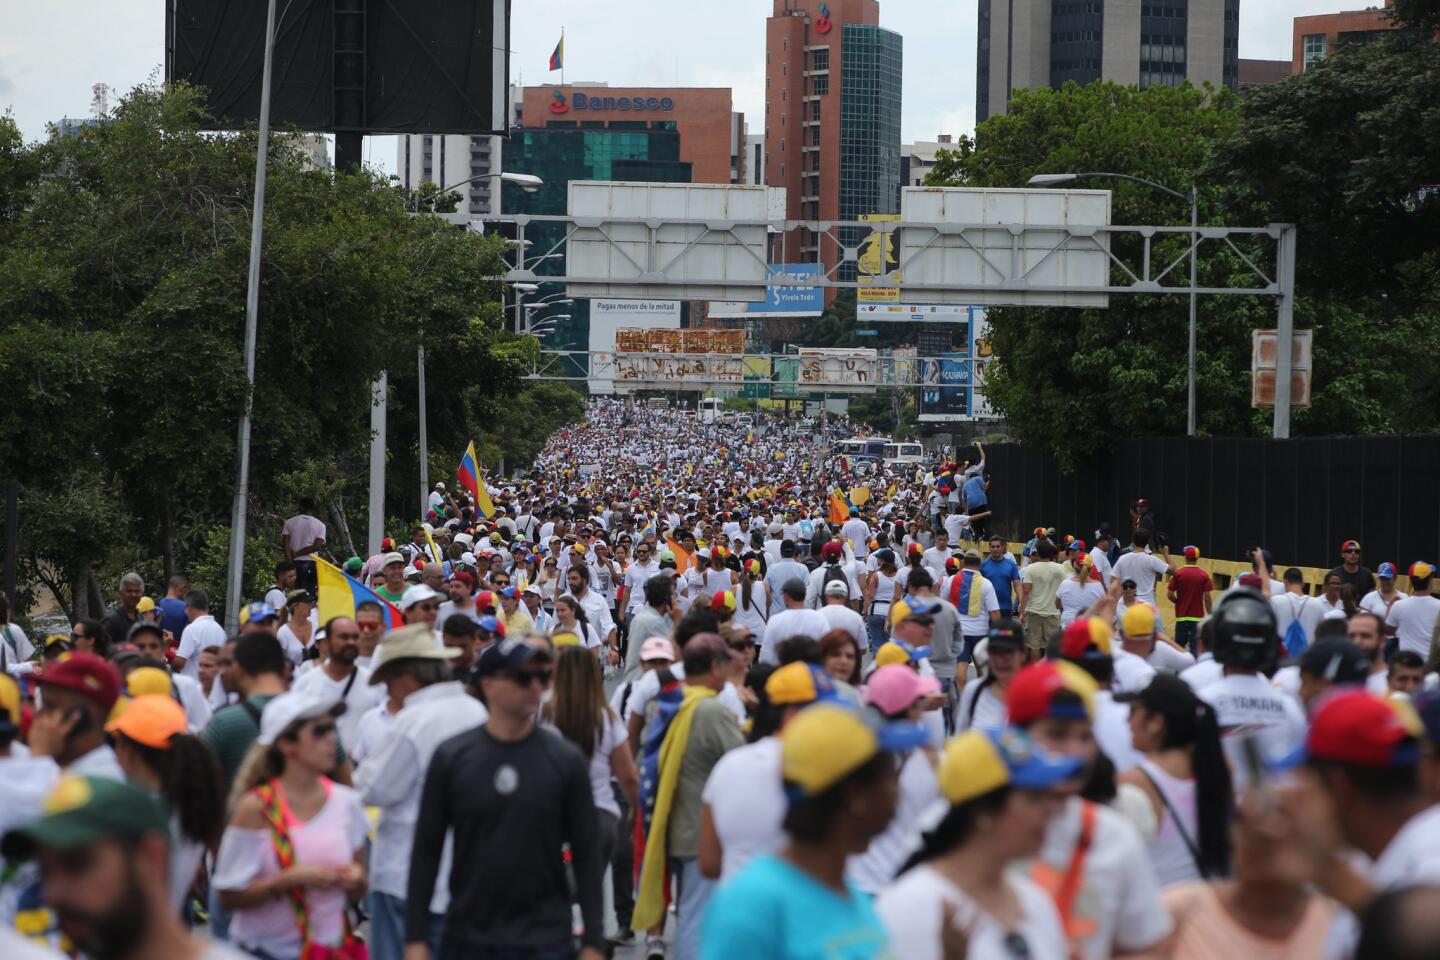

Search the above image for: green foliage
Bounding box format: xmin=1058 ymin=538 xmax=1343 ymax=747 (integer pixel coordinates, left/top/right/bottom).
xmin=0 ymin=82 xmax=547 ymax=618
xmin=1390 ymin=0 xmax=1440 ymax=32
xmin=186 ymin=525 xmax=285 ymax=615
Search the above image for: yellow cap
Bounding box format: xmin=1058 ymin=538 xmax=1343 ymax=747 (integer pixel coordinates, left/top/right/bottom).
xmin=552 ymin=631 xmax=582 ymax=647
xmin=781 ymin=705 xmax=879 ymax=797
xmin=0 ymin=673 xmax=20 ymax=727
xmin=136 ymin=597 xmax=156 ymax=614
xmin=939 ymin=727 xmax=1083 ymax=804
xmin=874 ymin=642 xmax=911 ymax=668
xmin=125 ymin=666 xmax=173 ymax=698
xmin=1122 ymin=603 xmax=1157 ymax=637
xmin=764 ymin=662 xmax=838 ymax=706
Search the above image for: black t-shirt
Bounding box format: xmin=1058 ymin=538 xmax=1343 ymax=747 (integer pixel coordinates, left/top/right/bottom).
xmin=406 ymin=724 xmax=604 ymax=950
xmin=1328 ymin=564 xmax=1376 ymax=600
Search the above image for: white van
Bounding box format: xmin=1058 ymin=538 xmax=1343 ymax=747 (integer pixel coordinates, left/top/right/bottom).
xmin=882 ymin=442 xmax=926 ymax=468
xmin=698 ymin=397 xmax=722 ymax=423
xmin=834 ymin=437 xmax=892 ymax=461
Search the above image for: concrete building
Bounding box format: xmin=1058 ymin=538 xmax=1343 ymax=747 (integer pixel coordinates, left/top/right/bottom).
xmin=395 ymin=133 xmax=504 ymax=215
xmin=1293 ymin=1 xmax=1403 ymax=73
xmin=766 ymin=0 xmax=903 ymax=287
xmin=744 ymin=133 xmax=766 ymax=185
xmin=901 ymin=134 xmax=958 ymax=186
xmin=977 ymin=0 xmax=1240 ymax=122
xmin=520 ymin=85 xmax=740 ymax=185
xmin=1238 ymin=58 xmax=1290 ymax=89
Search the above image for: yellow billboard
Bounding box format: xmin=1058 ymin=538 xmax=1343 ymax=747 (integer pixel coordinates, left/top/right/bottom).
xmin=857 ymin=213 xmax=901 ymax=303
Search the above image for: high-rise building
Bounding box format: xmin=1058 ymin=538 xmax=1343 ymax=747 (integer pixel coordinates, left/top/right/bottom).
xmin=766 ymin=0 xmax=903 ymax=287
xmin=901 ymin=134 xmax=958 ymax=186
xmin=977 ymin=0 xmax=1240 ymax=122
xmin=744 ymin=133 xmax=766 ymax=185
xmin=395 ymin=133 xmax=504 ymax=215
xmin=1293 ymin=1 xmax=1405 ymax=74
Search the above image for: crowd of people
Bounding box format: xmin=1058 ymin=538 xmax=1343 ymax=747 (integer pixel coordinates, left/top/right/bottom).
xmin=1 ymin=396 xmax=1439 ymax=960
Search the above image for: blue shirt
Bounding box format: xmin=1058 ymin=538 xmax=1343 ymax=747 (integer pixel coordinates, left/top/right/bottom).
xmin=962 ymin=474 xmax=988 ymax=508
xmin=157 ymin=597 xmax=189 ymax=642
xmin=980 ymin=555 xmax=1021 ymax=611
xmin=702 ymin=855 xmax=893 ymax=960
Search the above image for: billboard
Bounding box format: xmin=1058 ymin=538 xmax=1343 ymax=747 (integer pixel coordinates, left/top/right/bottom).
xmin=614 ymin=329 xmax=745 ymax=354
xmin=707 ymin=263 xmax=825 ymax=319
xmin=918 ymin=308 xmax=994 ymax=421
xmin=857 ymin=303 xmax=971 ymax=322
xmin=588 ymin=300 xmax=681 ymax=395
xmin=857 ymin=214 xmax=901 ymax=303
xmin=614 ymin=356 xmax=747 ymax=385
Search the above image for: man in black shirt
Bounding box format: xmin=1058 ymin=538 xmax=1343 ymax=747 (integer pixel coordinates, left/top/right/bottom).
xmin=405 ymin=639 xmax=605 ymax=960
xmin=1329 ymin=539 xmax=1376 ymax=600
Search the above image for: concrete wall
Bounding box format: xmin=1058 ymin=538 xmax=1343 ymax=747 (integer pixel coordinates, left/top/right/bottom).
xmin=1102 ymin=0 xmax=1142 ymax=86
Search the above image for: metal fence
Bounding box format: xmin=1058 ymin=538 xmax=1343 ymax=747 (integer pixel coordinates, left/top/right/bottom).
xmin=983 ymin=435 xmax=1440 ymax=572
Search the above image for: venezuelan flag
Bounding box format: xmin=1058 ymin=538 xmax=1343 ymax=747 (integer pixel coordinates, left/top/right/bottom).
xmin=457 ymin=440 xmax=496 ymax=519
xmin=828 ymin=489 xmax=850 ymax=525
xmin=316 ymin=557 xmax=403 ymax=630
xmin=549 ymin=35 xmax=564 ymax=71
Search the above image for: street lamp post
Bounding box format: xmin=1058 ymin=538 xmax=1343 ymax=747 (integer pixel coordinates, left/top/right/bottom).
xmin=1029 ymin=172 xmax=1200 ymax=437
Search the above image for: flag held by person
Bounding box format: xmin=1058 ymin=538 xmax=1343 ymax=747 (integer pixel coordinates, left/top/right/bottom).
xmin=828 ymin=489 xmax=850 ymax=525
xmin=457 ymin=441 xmax=497 ymax=519
xmin=316 ymin=557 xmax=403 ymax=630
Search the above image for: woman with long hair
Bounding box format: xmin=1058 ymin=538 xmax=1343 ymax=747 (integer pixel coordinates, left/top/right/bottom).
xmin=733 ymin=559 xmax=770 ymax=640
xmin=877 ymin=726 xmax=1078 ymax=960
xmin=1115 ymin=673 xmax=1233 ymax=885
xmin=214 ymin=692 xmax=368 ymax=960
xmin=1056 ymin=555 xmax=1105 ymax=628
xmin=554 ymin=594 xmax=601 ymax=651
xmin=818 ymin=629 xmax=864 ymax=705
xmin=538 ymin=553 xmax=561 ymax=613
xmin=898 ymin=542 xmax=926 ymax=593
xmin=107 ymin=694 xmax=227 ymax=914
xmin=704 ymin=545 xmax=739 ymax=596
xmin=543 ymin=645 xmax=639 ymax=939
xmin=863 ymin=549 xmax=901 ymax=651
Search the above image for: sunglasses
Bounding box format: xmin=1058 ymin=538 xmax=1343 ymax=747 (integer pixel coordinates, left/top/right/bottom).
xmin=507 ymin=669 xmax=553 ymax=687
xmin=492 ymin=578 xmax=510 ymax=586
xmin=331 ymin=632 xmax=361 ymax=641
xmin=309 ymin=721 xmax=337 ymax=737
xmin=1344 ymin=548 xmax=1360 ymax=554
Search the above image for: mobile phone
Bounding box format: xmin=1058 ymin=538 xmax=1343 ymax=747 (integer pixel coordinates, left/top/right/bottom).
xmin=65 ymin=707 xmax=93 ymax=743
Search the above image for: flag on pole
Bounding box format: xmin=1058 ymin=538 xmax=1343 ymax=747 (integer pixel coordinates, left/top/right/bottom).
xmin=457 ymin=441 xmax=496 ymax=519
xmin=828 ymin=489 xmax=851 ymax=526
xmin=423 ymin=526 xmax=444 ymax=566
xmin=316 ymin=557 xmax=403 ymax=630
xmin=666 ymin=537 xmax=693 ymax=575
xmin=549 ymin=35 xmax=564 ymax=71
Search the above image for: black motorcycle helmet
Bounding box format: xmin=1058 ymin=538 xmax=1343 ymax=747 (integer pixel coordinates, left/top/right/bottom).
xmin=1211 ymin=589 xmax=1280 ymax=674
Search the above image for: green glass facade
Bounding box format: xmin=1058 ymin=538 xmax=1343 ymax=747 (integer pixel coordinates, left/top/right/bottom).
xmin=839 ymin=24 xmax=903 ymax=280
xmin=502 ymin=129 xmax=691 ymax=361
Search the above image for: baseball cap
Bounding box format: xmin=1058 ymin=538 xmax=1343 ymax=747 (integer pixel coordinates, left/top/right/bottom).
xmin=1 ymin=776 xmax=170 ymax=861
xmin=1060 ymin=617 xmax=1113 ymax=659
xmin=257 ymin=689 xmax=345 ymax=747
xmin=780 ymin=704 xmax=927 ymax=800
xmin=477 ymin=615 xmax=505 ymax=637
xmin=639 ymin=636 xmax=677 ymax=663
xmin=382 ymin=551 xmax=406 ymax=567
xmin=887 ymin=595 xmax=941 ymax=628
xmin=765 ymin=662 xmax=842 ymax=706
xmin=136 ymin=596 xmax=156 ymax=614
xmin=1410 ymin=562 xmax=1434 ymax=580
xmin=938 ymin=727 xmax=1082 ymax=805
xmin=1183 ymin=545 xmax=1200 ymax=560
xmin=1122 ymin=604 xmax=1157 ymax=637
xmin=1006 ymin=661 xmax=1098 ymax=725
xmin=400 ymin=584 xmax=441 ymax=610
xmin=866 ymin=664 xmax=940 ymax=716
xmin=106 ymin=694 xmax=187 ymax=749
xmin=1377 ymin=562 xmax=1397 ymax=580
xmin=962 ymin=548 xmax=982 ymax=563
xmin=1299 ymin=690 xmax=1422 ymax=767
xmin=986 ymin=618 xmax=1024 ymax=652
xmin=1296 ymin=637 xmax=1373 ymax=686
xmin=522 ymin=583 xmax=543 ymax=597
xmin=475 ymin=638 xmax=553 ymax=678
xmin=368 ymin=623 xmax=460 ymax=683
xmin=38 ymin=652 xmax=121 ymax=712
xmin=823 ymin=579 xmax=851 ymax=598
xmin=475 ymin=590 xmax=496 ymax=611
xmin=126 ymin=620 xmax=165 ymax=645
xmin=498 ymin=586 xmax=519 ymax=600
xmin=240 ymin=601 xmax=278 ymax=625
xmin=945 ymin=557 xmax=961 ymax=575
xmin=1341 ymin=540 xmax=1361 ymax=552
xmin=124 ymin=666 xmax=173 ymax=698
xmin=711 ymin=590 xmax=737 ymax=613
xmin=874 ymin=640 xmax=930 ymax=668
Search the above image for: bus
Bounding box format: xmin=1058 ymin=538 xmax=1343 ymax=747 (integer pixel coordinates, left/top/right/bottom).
xmin=698 ymin=397 xmax=723 ymax=423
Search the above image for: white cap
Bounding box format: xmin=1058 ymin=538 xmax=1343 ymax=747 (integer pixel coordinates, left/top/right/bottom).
xmin=435 ymin=481 xmax=446 ymax=490
xmin=400 ymin=584 xmax=441 ymax=610
xmin=461 ymin=551 xmax=478 ymax=566
xmin=823 ymin=579 xmax=851 ymax=597
xmin=257 ymin=689 xmax=345 ymax=747
xmin=454 ymin=532 xmax=474 ymax=547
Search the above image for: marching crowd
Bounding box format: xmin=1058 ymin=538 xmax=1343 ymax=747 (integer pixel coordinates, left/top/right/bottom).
xmin=1 ymin=397 xmax=1439 ymax=960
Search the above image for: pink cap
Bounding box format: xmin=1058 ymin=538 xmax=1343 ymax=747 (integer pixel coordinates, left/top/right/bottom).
xmin=865 ymin=664 xmax=940 ymax=716
xmin=639 ymin=636 xmax=677 ymax=663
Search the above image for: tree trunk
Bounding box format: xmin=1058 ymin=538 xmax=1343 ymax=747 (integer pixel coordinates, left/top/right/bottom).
xmin=330 ymin=498 xmax=356 ymax=563
xmin=86 ymin=571 xmax=105 ymax=620
xmin=71 ymin=570 xmax=90 ymax=621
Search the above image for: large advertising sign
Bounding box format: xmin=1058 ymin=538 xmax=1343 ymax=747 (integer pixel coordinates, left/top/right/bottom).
xmin=707 ymin=264 xmax=825 ymax=319
xmin=588 ymin=300 xmax=681 ymax=395
xmin=917 ymin=308 xmax=994 ymax=421
xmin=857 ymin=303 xmax=971 ymax=323
xmin=857 ymin=214 xmax=901 ymax=303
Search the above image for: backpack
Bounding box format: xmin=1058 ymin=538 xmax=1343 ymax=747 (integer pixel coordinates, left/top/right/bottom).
xmin=822 ymin=563 xmax=850 ymax=600
xmin=1282 ymin=596 xmax=1310 ymax=657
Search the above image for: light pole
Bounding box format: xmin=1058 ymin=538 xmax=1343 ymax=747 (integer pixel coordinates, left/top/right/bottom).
xmin=408 ymin=170 xmax=543 ymax=215
xmin=1029 ymin=172 xmax=1200 ymax=437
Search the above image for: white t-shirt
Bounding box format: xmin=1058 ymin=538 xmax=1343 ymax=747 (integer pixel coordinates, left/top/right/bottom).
xmin=1324 ymin=803 xmax=1440 ymax=960
xmin=1143 ymin=642 xmax=1197 ymax=674
xmin=943 ymin=574 xmax=999 ymax=638
xmin=291 ymin=663 xmax=383 ymax=753
xmin=1027 ymin=798 xmax=1173 ymax=959
xmin=955 ymin=678 xmax=1007 ymax=733
xmin=1199 ymin=672 xmax=1307 ymax=780
xmin=1110 ymin=552 xmax=1169 ymax=605
xmin=819 ymin=603 xmax=869 ymax=653
xmin=760 ymin=608 xmax=832 ymax=665
xmin=1387 ymin=594 xmax=1440 ymax=658
xmin=1088 ymin=547 xmax=1114 ymax=587
xmin=847 ymin=749 xmax=941 ymax=895
xmin=1056 ymin=580 xmax=1104 ymax=627
xmin=281 ymin=513 xmax=326 ymax=557
xmin=176 ymin=614 xmax=228 ymax=679
xmin=1359 ymin=589 xmax=1400 ymax=620
xmin=1271 ymin=593 xmax=1325 ymax=651
xmin=841 ymin=518 xmax=871 ymax=557
xmin=585 ymin=712 xmax=628 ymax=817
xmin=700 ymin=737 xmax=787 ymax=881
xmin=1111 ymin=649 xmax=1158 ymax=695
xmin=921 ymin=546 xmax=952 ymax=584
xmin=1179 ymin=655 xmax=1223 ymax=693
xmin=877 ymin=865 xmax=1069 ymax=960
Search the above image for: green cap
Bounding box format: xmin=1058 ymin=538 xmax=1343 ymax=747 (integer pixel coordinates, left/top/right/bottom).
xmin=1 ymin=776 xmax=169 ymax=861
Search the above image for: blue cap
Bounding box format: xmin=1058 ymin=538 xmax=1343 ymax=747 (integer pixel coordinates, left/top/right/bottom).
xmin=475 ymin=638 xmax=551 ymax=677
xmin=477 ymin=615 xmax=503 ymax=634
xmin=498 ymin=586 xmax=519 ymax=599
xmin=1378 ymin=562 xmax=1397 ymax=579
xmin=902 ymin=597 xmax=941 ymax=617
xmin=241 ymin=601 xmax=278 ymax=625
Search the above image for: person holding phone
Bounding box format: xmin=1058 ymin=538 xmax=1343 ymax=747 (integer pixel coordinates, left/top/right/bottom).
xmin=27 ymin=652 xmax=125 ymax=780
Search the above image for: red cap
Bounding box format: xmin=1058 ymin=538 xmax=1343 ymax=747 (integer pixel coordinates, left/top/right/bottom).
xmin=38 ymin=652 xmax=121 ymax=712
xmin=1306 ymin=691 xmax=1421 ymax=766
xmin=476 ymin=590 xmax=496 ymax=611
xmin=907 ymin=543 xmax=923 ymax=559
xmin=1340 ymin=540 xmax=1361 ymax=552
xmin=821 ymin=541 xmax=844 ymax=560
xmin=1006 ymin=661 xmax=1096 ymax=725
xmin=451 ymin=570 xmax=475 ymax=589
xmin=1060 ymin=618 xmax=1113 ymax=659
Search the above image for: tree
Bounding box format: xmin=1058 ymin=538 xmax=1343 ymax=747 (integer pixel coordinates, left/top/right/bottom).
xmin=0 ymin=82 xmax=566 ymax=622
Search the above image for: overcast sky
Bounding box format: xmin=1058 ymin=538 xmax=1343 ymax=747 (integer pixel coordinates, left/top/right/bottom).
xmin=3 ymin=0 xmax=1361 ymax=171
